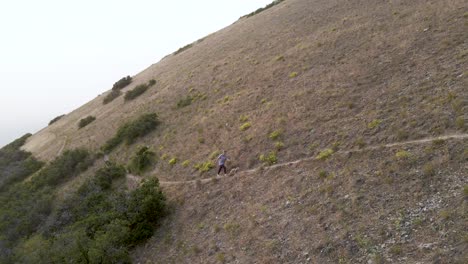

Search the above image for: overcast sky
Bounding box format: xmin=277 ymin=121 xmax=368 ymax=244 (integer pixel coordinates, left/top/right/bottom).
xmin=0 ymin=0 xmax=273 ymax=147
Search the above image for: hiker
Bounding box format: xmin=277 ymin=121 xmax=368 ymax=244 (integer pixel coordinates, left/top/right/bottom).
xmin=216 ymin=150 xmax=229 ymax=176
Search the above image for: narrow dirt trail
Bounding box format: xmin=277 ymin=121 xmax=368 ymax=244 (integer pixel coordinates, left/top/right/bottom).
xmin=127 ymin=133 xmax=468 ymax=187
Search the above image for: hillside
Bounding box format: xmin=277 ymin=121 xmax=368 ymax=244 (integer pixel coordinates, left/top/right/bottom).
xmin=9 ymin=0 xmax=468 ymax=263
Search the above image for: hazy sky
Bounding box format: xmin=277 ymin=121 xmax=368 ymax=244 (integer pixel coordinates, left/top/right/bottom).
xmin=0 ymin=0 xmax=272 ymax=147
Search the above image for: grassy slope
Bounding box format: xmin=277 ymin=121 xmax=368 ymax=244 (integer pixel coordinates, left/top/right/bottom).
xmin=19 ymin=0 xmax=467 ymax=262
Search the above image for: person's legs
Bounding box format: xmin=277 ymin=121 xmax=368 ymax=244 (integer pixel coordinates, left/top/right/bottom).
xmin=223 ymin=165 xmax=227 ymax=174
xmin=218 ymin=165 xmax=223 ymax=175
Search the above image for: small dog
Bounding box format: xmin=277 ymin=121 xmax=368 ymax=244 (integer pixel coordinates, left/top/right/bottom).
xmin=229 ymin=167 xmax=239 ymax=176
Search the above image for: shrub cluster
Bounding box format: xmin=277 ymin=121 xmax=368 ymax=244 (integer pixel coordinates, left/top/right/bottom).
xmin=0 ymin=134 xmax=43 ymax=191
xmin=174 ymin=43 xmax=193 ymax=55
xmin=112 ymin=76 xmax=132 ymax=90
xmin=102 ymin=113 xmax=160 ymax=153
xmin=124 ymin=80 xmax=156 ymax=102
xmin=78 ymin=115 xmax=96 ymax=129
xmin=103 ymin=89 xmax=122 ymax=104
xmin=127 ymin=146 xmax=156 ymax=175
xmin=48 ymin=114 xmax=65 ymax=125
xmin=177 ymin=95 xmax=193 ymax=108
xmin=241 ymin=0 xmax=285 ymax=19
xmin=13 ymin=164 xmax=166 ymax=263
xmin=0 ymin=148 xmax=94 ymax=262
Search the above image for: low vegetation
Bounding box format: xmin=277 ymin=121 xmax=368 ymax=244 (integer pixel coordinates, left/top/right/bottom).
xmin=0 ymin=148 xmax=94 ymax=262
xmin=240 ymin=122 xmax=252 ymax=131
xmin=0 ymin=134 xmax=43 ymax=191
xmin=102 ymin=113 xmax=160 ymax=153
xmin=177 ymin=95 xmax=193 ymax=108
xmin=316 ymin=148 xmax=334 ymax=160
xmin=174 ymin=43 xmax=193 ymax=55
xmin=241 ymin=0 xmax=285 ymax=19
xmin=13 ymin=163 xmax=166 ymax=263
xmin=112 ymin=76 xmax=132 ymax=90
xmin=124 ymin=79 xmax=156 ymax=102
xmin=127 ymin=146 xmax=156 ymax=175
xmin=48 ymin=114 xmax=65 ymax=125
xmin=78 ymin=115 xmax=96 ymax=129
xmin=194 ymin=161 xmax=215 ymax=173
xmin=103 ymin=89 xmax=122 ymax=104
xmin=259 ymin=151 xmax=278 ymax=165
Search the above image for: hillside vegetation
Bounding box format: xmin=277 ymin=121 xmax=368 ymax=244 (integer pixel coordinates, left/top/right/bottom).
xmin=9 ymin=0 xmax=468 ymax=262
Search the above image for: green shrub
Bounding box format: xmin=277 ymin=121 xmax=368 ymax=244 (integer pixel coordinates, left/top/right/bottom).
xmin=127 ymin=146 xmax=155 ymax=175
xmin=240 ymin=122 xmax=252 ymax=131
xmin=275 ymin=141 xmax=285 ymax=150
xmin=316 ymin=149 xmax=334 ymax=160
xmin=182 ymin=160 xmax=190 ymax=167
xmin=94 ymin=163 xmax=127 ymax=190
xmin=395 ymin=150 xmax=411 ymax=159
xmin=177 ymin=95 xmax=193 ymax=108
xmin=319 ymin=170 xmax=328 ymax=179
xmin=194 ymin=161 xmax=215 ymax=172
xmin=0 ymin=134 xmax=43 ymax=191
xmin=103 ymin=90 xmax=122 ymax=104
xmin=31 ymin=149 xmax=94 ymax=188
xmin=289 ymin=72 xmax=298 ymax=78
xmin=112 ymin=76 xmax=132 ymax=90
xmin=368 ymin=119 xmax=382 ymax=129
xmin=269 ymin=130 xmax=282 ymax=140
xmin=0 ymin=148 xmax=94 ymax=260
xmin=168 ymin=158 xmax=177 ymax=166
xmin=174 ymin=43 xmax=193 ymax=55
xmin=455 ymin=116 xmax=465 ymax=129
xmin=48 ymin=114 xmax=65 ymax=125
xmin=33 ymin=169 xmax=165 ymax=262
xmin=102 ymin=113 xmax=160 ymax=153
xmin=78 ymin=116 xmax=96 ymax=129
xmin=241 ymin=0 xmax=285 ymax=18
xmin=239 ymin=115 xmax=249 ymax=122
xmin=259 ymin=151 xmax=278 ymax=165
xmin=124 ymin=80 xmax=154 ymax=101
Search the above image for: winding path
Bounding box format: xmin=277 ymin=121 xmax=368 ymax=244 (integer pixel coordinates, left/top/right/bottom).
xmin=127 ymin=133 xmax=468 ymax=187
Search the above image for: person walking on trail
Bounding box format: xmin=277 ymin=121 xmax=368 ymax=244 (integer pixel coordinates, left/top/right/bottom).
xmin=216 ymin=151 xmax=229 ymax=176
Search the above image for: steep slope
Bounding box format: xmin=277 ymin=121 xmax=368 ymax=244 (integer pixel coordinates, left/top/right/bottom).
xmin=18 ymin=0 xmax=467 ymax=262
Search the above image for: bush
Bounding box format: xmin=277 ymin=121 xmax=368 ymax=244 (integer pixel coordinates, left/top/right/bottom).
xmin=49 ymin=114 xmax=65 ymax=125
xmin=124 ymin=79 xmax=156 ymax=102
xmin=102 ymin=113 xmax=160 ymax=153
xmin=368 ymin=119 xmax=382 ymax=129
xmin=0 ymin=134 xmax=43 ymax=191
xmin=240 ymin=122 xmax=252 ymax=131
xmin=94 ymin=163 xmax=127 ymax=190
xmin=395 ymin=150 xmax=411 ymax=160
xmin=194 ymin=161 xmax=215 ymax=172
xmin=0 ymin=148 xmax=94 ymax=261
xmin=177 ymin=96 xmax=193 ymax=108
xmin=27 ymin=167 xmax=166 ymax=262
xmin=241 ymin=0 xmax=285 ymax=18
xmin=112 ymin=76 xmax=132 ymax=90
xmin=78 ymin=116 xmax=96 ymax=129
xmin=259 ymin=151 xmax=278 ymax=165
xmin=103 ymin=90 xmax=122 ymax=104
xmin=269 ymin=130 xmax=282 ymax=140
xmin=174 ymin=43 xmax=193 ymax=55
xmin=168 ymin=158 xmax=177 ymax=166
xmin=31 ymin=149 xmax=94 ymax=189
xmin=127 ymin=146 xmax=155 ymax=175
xmin=316 ymin=149 xmax=334 ymax=160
